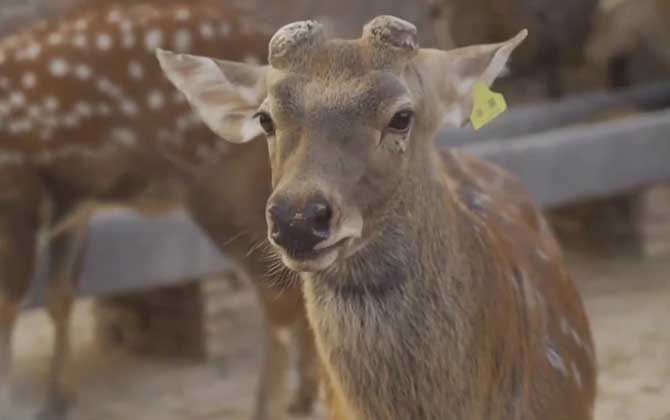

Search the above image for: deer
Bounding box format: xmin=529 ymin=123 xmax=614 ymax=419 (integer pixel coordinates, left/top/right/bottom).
xmin=158 ymin=15 xmax=598 ymax=420
xmin=0 ymin=3 xmax=319 ymax=420
xmin=426 ymin=0 xmax=598 ymax=98
xmin=585 ymin=0 xmax=670 ymax=89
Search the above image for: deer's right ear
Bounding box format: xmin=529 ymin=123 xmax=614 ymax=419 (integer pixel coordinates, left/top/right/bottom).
xmin=156 ymin=49 xmax=268 ymax=143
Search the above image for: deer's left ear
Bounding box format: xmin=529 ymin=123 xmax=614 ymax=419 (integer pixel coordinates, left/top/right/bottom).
xmin=156 ymin=49 xmax=268 ymax=143
xmin=415 ymin=29 xmax=527 ymax=127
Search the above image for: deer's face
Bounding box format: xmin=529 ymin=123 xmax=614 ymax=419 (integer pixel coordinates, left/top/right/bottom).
xmin=257 ymin=53 xmax=423 ymax=271
xmin=158 ymin=16 xmax=526 ymax=272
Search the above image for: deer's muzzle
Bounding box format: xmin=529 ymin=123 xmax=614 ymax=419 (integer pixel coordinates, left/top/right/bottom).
xmin=267 ymin=195 xmax=333 ymax=257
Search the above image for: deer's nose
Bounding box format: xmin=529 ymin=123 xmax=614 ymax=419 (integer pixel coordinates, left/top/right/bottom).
xmin=267 ymin=196 xmax=333 ymax=255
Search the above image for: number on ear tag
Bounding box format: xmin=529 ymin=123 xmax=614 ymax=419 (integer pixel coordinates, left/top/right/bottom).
xmin=470 ymin=81 xmax=507 ymax=130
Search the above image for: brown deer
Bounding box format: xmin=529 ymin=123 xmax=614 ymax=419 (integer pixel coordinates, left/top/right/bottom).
xmin=427 ymin=0 xmax=598 ymax=98
xmin=0 ymin=3 xmax=318 ymax=420
xmin=585 ymin=0 xmax=670 ymax=89
xmin=159 ymin=15 xmax=597 ymax=420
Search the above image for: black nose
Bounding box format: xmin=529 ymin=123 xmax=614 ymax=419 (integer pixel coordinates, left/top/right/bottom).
xmin=268 ymin=197 xmax=333 ymax=255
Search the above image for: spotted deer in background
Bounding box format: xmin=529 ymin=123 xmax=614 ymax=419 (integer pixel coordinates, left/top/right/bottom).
xmin=0 ymin=3 xmax=319 ymax=420
xmin=160 ymin=15 xmax=597 ymax=420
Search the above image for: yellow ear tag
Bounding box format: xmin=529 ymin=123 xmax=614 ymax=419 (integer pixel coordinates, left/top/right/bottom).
xmin=470 ymin=81 xmax=507 ymax=130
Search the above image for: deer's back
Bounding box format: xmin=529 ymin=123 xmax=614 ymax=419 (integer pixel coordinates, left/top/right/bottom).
xmin=0 ymin=3 xmax=269 ymax=198
xmin=443 ymin=149 xmax=597 ymax=419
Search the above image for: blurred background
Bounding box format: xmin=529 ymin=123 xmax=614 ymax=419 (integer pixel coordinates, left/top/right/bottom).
xmin=0 ymin=0 xmax=668 ymax=419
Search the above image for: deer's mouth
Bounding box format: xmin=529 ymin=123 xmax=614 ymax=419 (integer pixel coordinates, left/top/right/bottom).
xmin=279 ymin=236 xmax=352 ymax=272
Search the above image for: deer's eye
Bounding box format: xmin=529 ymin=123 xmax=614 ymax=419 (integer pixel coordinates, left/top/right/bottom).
xmin=387 ymin=110 xmax=414 ymax=132
xmin=255 ymin=111 xmax=275 ymax=135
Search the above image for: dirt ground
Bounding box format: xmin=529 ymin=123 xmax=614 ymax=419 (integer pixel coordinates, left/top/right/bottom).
xmin=3 ymin=253 xmax=669 ymax=420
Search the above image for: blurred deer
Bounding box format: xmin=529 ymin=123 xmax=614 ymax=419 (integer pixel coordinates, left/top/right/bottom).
xmin=585 ymin=0 xmax=670 ymax=88
xmin=0 ymin=3 xmax=318 ymax=419
xmin=428 ymin=0 xmax=598 ymax=98
xmin=159 ymin=15 xmax=597 ymax=420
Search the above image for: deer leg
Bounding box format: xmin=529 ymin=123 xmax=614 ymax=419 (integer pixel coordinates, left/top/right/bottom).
xmin=37 ymin=223 xmax=88 ymax=420
xmin=0 ymin=294 xmax=19 ymax=420
xmin=543 ymin=45 xmax=563 ymax=99
xmin=287 ymin=312 xmax=320 ymax=416
xmin=253 ymin=320 xmax=292 ymax=420
xmin=608 ymin=54 xmax=631 ymax=89
xmin=0 ymin=204 xmax=40 ymax=420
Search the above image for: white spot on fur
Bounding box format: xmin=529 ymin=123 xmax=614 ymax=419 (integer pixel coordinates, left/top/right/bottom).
xmin=571 ymin=361 xmax=583 ymax=388
xmin=111 ymin=127 xmax=138 ymax=146
xmin=546 ymin=346 xmax=568 ymax=376
xmin=27 ymin=105 xmax=41 ymax=119
xmin=122 ymin=33 xmax=136 ymax=49
xmin=44 ymin=96 xmax=60 ymax=111
xmin=275 ymin=327 xmax=292 ymax=346
xmin=107 ymin=9 xmax=122 ymax=23
xmin=147 ymin=90 xmax=164 ymax=110
xmin=199 ymin=23 xmax=215 ymax=39
xmin=96 ymin=78 xmax=122 ymax=97
xmin=75 ymin=64 xmax=92 ymax=80
xmin=97 ymin=33 xmax=113 ymax=50
xmin=175 ymin=8 xmax=191 ymax=21
xmin=73 ymin=33 xmax=88 ymax=48
xmin=121 ymin=100 xmax=139 ymax=116
xmin=49 ymin=58 xmax=69 ymax=77
xmin=9 ymin=92 xmax=25 ymax=108
xmin=21 ymin=72 xmax=37 ymax=89
xmin=62 ymin=114 xmax=80 ymax=128
xmin=571 ymin=329 xmax=584 ymax=348
xmin=8 ymin=119 xmax=33 ymax=134
xmin=536 ymin=249 xmax=549 ymax=261
xmin=48 ymin=33 xmax=63 ymax=45
xmin=73 ymin=18 xmax=88 ymax=31
xmin=128 ymin=61 xmax=144 ymax=80
xmin=19 ymin=43 xmax=41 ymax=61
xmin=75 ymin=101 xmax=93 ymax=118
xmin=560 ymin=317 xmax=571 ymax=335
xmin=145 ymin=29 xmax=163 ymax=51
xmin=173 ymin=29 xmax=192 ymax=52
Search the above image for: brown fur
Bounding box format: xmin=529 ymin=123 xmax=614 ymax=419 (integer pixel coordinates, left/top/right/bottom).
xmin=158 ymin=16 xmax=597 ymax=420
xmin=0 ymin=4 xmax=317 ymax=420
xmin=585 ymin=0 xmax=670 ymax=88
xmin=428 ymin=0 xmax=599 ymax=97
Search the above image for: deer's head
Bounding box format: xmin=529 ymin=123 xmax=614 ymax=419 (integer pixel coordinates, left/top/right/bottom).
xmin=157 ymin=16 xmax=526 ymax=272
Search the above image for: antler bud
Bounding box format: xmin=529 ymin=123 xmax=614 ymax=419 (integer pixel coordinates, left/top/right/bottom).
xmin=269 ymin=20 xmax=325 ymax=70
xmin=362 ymin=15 xmax=419 ymax=68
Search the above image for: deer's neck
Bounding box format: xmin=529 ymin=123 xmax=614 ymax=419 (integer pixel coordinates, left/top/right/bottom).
xmin=302 ymin=148 xmax=502 ymax=419
xmin=310 ymin=149 xmax=455 ymax=294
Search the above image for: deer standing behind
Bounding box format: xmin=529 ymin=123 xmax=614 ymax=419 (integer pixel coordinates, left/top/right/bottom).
xmin=585 ymin=0 xmax=670 ymax=89
xmin=159 ymin=15 xmax=597 ymax=420
xmin=0 ymin=3 xmax=319 ymax=420
xmin=427 ymin=0 xmax=598 ymax=98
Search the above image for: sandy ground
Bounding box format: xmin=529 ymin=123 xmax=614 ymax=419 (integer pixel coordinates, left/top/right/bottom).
xmin=2 ymin=254 xmax=669 ymax=420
